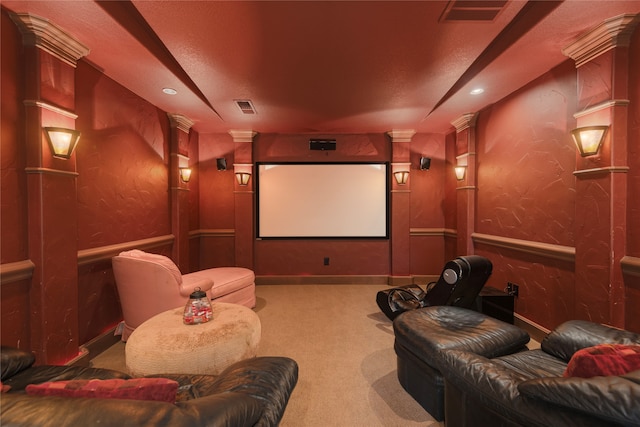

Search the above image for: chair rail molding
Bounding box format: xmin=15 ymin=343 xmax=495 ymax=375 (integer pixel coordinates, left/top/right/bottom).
xmin=472 ymin=233 xmax=575 ymax=263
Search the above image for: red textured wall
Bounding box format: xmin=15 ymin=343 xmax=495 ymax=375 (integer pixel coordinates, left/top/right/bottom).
xmin=1 ymin=11 xmax=30 ymax=350
xmin=628 ymin=29 xmax=640 ymax=258
xmin=197 ymin=133 xmax=236 ymax=269
xmin=0 ymin=11 xmax=27 ymax=265
xmin=409 ymin=133 xmax=448 ymax=275
xmin=75 ymin=62 xmax=172 ymax=342
xmin=76 ymin=64 xmax=171 ymax=249
xmin=625 ymin=28 xmax=640 ymax=331
xmin=475 ymin=61 xmax=578 ymax=328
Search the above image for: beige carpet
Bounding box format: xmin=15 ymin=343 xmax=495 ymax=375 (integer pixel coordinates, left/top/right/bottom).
xmin=92 ymin=283 xmax=443 ymax=427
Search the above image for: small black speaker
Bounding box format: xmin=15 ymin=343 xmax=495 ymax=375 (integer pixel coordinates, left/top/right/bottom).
xmin=216 ymin=158 xmax=227 ymax=171
xmin=309 ymin=139 xmax=336 ymax=151
xmin=420 ymin=157 xmax=431 ymax=170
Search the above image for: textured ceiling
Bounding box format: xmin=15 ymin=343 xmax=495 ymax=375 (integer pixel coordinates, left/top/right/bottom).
xmin=2 ymin=0 xmax=640 ymax=134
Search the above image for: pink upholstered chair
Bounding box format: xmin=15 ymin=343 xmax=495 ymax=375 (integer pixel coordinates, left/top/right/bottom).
xmin=112 ymin=250 xmax=255 ymax=341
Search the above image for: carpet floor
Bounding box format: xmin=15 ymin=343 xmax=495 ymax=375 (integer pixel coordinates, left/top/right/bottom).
xmin=91 ymin=283 xmax=444 ymax=426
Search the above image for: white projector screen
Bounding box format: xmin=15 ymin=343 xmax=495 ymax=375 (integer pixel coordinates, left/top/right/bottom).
xmin=257 ymin=162 xmax=389 ymax=238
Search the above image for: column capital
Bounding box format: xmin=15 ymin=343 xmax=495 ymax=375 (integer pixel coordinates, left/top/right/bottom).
xmin=562 ymin=13 xmax=639 ymax=67
xmin=229 ymin=130 xmax=257 ymax=142
xmin=451 ymin=113 xmax=478 ymax=132
xmin=386 ymin=129 xmax=416 ymax=143
xmin=9 ymin=12 xmax=90 ymax=67
xmin=167 ymin=114 xmax=194 ymax=133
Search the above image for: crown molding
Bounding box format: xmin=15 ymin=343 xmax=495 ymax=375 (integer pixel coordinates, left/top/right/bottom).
xmin=562 ymin=13 xmax=639 ymax=67
xmin=229 ymin=130 xmax=257 ymax=142
xmin=451 ymin=113 xmax=478 ymax=132
xmin=9 ymin=13 xmax=90 ymax=67
xmin=386 ymin=129 xmax=416 ymax=142
xmin=167 ymin=114 xmax=194 ymax=133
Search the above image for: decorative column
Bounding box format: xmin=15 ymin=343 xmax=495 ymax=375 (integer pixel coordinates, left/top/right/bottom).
xmin=387 ymin=129 xmax=414 ymax=285
xmin=229 ymin=130 xmax=257 ymax=269
xmin=168 ymin=114 xmax=194 ymax=273
xmin=10 ymin=13 xmax=89 ymax=364
xmin=451 ymin=113 xmax=478 ymax=256
xmin=562 ymin=14 xmax=638 ymax=327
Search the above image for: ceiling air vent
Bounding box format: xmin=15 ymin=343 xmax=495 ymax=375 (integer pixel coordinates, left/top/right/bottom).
xmin=234 ymin=99 xmax=256 ymax=114
xmin=440 ymin=0 xmax=507 ymax=22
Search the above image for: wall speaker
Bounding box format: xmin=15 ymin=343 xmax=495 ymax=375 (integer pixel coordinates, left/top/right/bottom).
xmin=216 ymin=158 xmax=227 ymax=171
xmin=420 ymin=157 xmax=431 ymax=170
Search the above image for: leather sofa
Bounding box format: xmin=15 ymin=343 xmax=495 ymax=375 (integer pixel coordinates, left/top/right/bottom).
xmin=441 ymin=320 xmax=640 ymax=427
xmin=1 ymin=346 xmax=298 ymax=427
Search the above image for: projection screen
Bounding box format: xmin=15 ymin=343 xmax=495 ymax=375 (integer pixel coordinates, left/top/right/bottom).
xmin=256 ymin=162 xmax=389 ymax=238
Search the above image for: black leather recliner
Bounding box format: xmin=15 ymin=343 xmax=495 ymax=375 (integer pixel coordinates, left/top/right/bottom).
xmin=1 ymin=346 xmax=298 ymax=427
xmin=377 ymin=255 xmax=493 ymax=320
xmin=441 ymin=320 xmax=640 ymax=427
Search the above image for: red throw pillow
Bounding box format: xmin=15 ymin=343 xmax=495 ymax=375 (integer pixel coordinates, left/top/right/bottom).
xmin=25 ymin=378 xmax=178 ymax=403
xmin=564 ymin=344 xmax=640 ymax=378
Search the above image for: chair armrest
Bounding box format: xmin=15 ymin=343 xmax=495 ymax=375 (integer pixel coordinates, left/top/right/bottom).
xmin=151 ymin=356 xmax=299 ymax=427
xmin=518 ymin=370 xmax=640 ymax=426
xmin=1 ymin=346 xmax=36 ymax=381
xmin=179 ymin=276 xmax=214 ymax=297
xmin=541 ymin=320 xmax=640 ymax=362
xmin=441 ymin=350 xmax=618 ymax=427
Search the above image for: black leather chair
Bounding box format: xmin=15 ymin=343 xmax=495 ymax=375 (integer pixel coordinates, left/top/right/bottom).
xmin=377 ymin=255 xmax=493 ymax=320
xmin=393 ymin=306 xmax=530 ymax=421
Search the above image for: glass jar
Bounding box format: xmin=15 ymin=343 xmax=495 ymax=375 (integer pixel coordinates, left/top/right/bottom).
xmin=183 ymin=287 xmax=213 ymax=325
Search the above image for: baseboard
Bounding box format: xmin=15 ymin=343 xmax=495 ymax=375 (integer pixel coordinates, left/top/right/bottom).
xmin=69 ymin=326 xmax=120 ymax=366
xmin=255 ymin=275 xmax=440 ymax=286
xmin=256 ymin=275 xmax=390 ymax=285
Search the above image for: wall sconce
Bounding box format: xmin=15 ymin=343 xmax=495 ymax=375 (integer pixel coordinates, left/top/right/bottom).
xmin=393 ymin=171 xmax=409 ymax=185
xmin=179 ymin=167 xmax=192 ymax=183
xmin=44 ymin=127 xmax=81 ymax=159
xmin=571 ymin=125 xmax=608 ymax=157
xmin=454 ymin=166 xmax=466 ymax=181
xmin=235 ymin=172 xmax=251 ymax=186
xmin=216 ymin=158 xmax=227 ymax=171
xmin=420 ymin=157 xmax=431 ymax=170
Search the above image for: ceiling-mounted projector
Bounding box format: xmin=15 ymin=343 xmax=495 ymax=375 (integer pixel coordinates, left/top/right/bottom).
xmin=309 ymin=139 xmax=336 ymax=151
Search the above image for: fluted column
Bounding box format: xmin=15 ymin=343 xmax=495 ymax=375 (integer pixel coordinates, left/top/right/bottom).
xmin=563 ymin=14 xmax=639 ymax=327
xmin=387 ymin=129 xmax=414 ymax=284
xmin=451 ymin=113 xmax=478 ymax=256
xmin=229 ymin=130 xmax=257 ymax=269
xmin=168 ymin=114 xmax=194 ymax=272
xmin=10 ymin=13 xmax=89 ymax=364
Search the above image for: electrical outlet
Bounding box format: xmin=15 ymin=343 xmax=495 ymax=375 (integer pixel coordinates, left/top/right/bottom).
xmin=507 ymin=282 xmax=519 ymax=297
xmin=324 ymin=257 xmax=330 ymax=266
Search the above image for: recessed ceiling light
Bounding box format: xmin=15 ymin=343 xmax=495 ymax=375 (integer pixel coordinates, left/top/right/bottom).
xmin=470 ymin=88 xmax=484 ymax=95
xmin=162 ymin=88 xmax=177 ymax=95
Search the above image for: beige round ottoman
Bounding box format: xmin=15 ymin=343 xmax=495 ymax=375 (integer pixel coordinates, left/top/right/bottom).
xmin=125 ymin=302 xmax=261 ymax=376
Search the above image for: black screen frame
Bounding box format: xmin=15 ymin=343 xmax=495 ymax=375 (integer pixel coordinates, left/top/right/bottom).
xmin=255 ymin=162 xmax=390 ymax=240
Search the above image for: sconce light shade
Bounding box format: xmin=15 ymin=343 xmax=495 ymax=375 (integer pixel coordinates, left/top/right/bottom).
xmin=454 ymin=166 xmax=466 ymax=181
xmin=216 ymin=158 xmax=227 ymax=171
xmin=420 ymin=157 xmax=431 ymax=170
xmin=393 ymin=171 xmax=409 ymax=185
xmin=235 ymin=172 xmax=251 ymax=186
xmin=44 ymin=127 xmax=81 ymax=159
xmin=179 ymin=167 xmax=192 ymax=183
xmin=571 ymin=125 xmax=608 ymax=157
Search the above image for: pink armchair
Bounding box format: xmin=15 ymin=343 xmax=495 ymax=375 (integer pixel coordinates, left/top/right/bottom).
xmin=112 ymin=250 xmax=255 ymax=341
